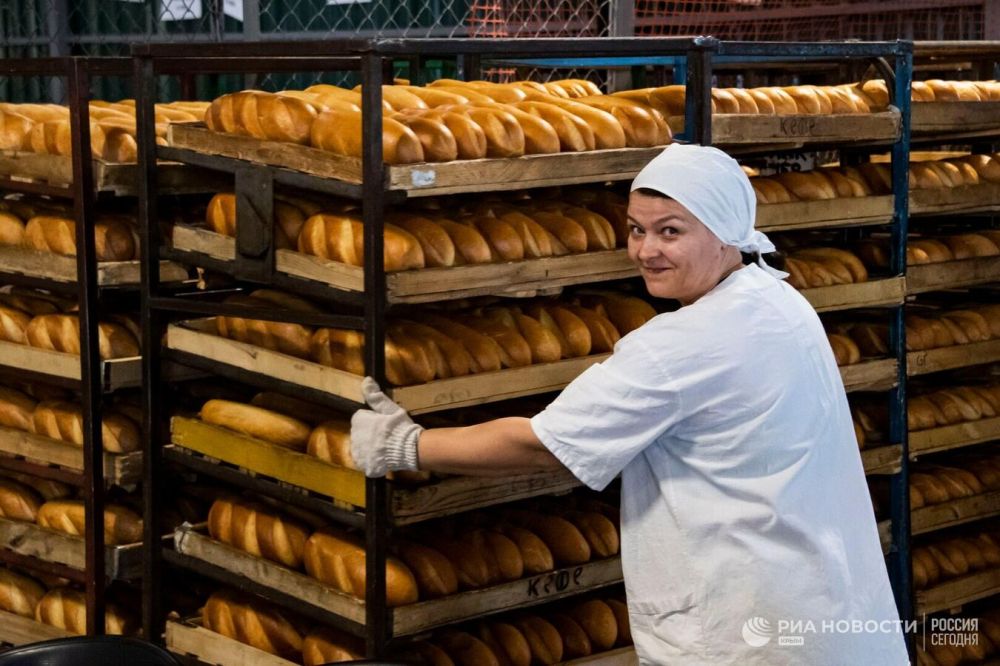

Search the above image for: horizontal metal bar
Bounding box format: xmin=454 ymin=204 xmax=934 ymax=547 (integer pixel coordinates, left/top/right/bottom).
xmin=0 ymin=457 xmax=85 ymax=487
xmin=0 ymin=366 xmax=80 ymax=391
xmin=637 ymin=0 xmax=979 ymax=26
xmin=151 ymin=56 xmax=363 ymax=76
xmin=149 ymin=295 xmax=365 ymax=329
xmin=164 ymin=446 xmax=365 ymax=530
xmin=717 ymin=40 xmax=909 ymax=58
xmin=914 ymin=40 xmax=1000 ymax=58
xmin=164 ymin=348 xmax=363 ymax=412
xmin=0 ymin=57 xmax=131 ymax=77
xmin=0 ymin=548 xmax=87 ymax=583
xmin=0 ymin=177 xmax=74 ymax=200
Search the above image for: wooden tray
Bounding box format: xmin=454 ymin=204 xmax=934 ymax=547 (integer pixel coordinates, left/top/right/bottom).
xmin=0 ymin=425 xmax=141 ymax=487
xmin=0 ymin=341 xmax=141 ymax=391
xmin=712 ymin=111 xmax=901 ymax=146
xmin=171 ymin=224 xmax=637 ymax=304
xmin=909 ymin=416 xmax=1000 ymax=458
xmin=908 ymin=339 xmax=1000 ymax=377
xmin=167 ymin=319 xmax=611 ymax=414
xmin=756 ymin=196 xmax=893 ymax=233
xmin=916 ymin=567 xmax=1000 ymax=615
xmin=0 ymin=516 xmax=142 ymax=580
xmin=839 ymin=358 xmax=897 ymax=393
xmin=174 ymin=525 xmax=623 ymax=637
xmin=912 ymin=102 xmax=1000 ymax=135
xmin=167 ymin=124 xmax=665 ymax=197
xmin=861 ymin=444 xmax=903 ymax=476
xmin=0 ymin=151 xmax=226 ymax=196
xmin=907 ymin=257 xmax=1000 ymax=295
xmin=0 ymin=246 xmax=188 ymax=287
xmin=910 ymin=182 xmax=1000 ymax=217
xmin=911 ymin=490 xmax=1000 ymax=536
xmin=171 ymin=417 xmax=580 ymax=523
xmin=0 ymin=608 xmax=71 ymax=647
xmin=799 ymin=277 xmax=905 ymax=313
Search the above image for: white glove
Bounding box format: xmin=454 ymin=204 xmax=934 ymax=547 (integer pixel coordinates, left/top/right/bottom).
xmin=350 ymin=377 xmax=423 ymax=478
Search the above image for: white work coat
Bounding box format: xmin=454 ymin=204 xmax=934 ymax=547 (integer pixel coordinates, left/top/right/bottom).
xmin=531 ymin=264 xmax=908 ymax=665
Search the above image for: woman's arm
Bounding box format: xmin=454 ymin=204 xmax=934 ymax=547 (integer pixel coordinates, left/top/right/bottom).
xmin=418 ymin=417 xmax=566 ymax=476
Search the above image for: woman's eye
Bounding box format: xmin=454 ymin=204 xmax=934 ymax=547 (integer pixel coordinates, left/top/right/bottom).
xmin=660 ymin=226 xmax=679 ymax=236
xmin=629 ymin=225 xmax=644 ymax=236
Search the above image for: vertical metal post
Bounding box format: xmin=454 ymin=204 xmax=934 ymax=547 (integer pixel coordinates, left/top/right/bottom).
xmin=606 ymin=0 xmax=635 ymax=92
xmin=684 ymin=45 xmax=713 ymax=145
xmin=68 ymin=58 xmax=106 ymax=636
xmin=242 ymin=0 xmax=262 ymax=90
xmin=360 ymin=50 xmax=389 ymax=660
xmin=135 ymin=52 xmax=165 ymax=644
xmin=886 ymin=43 xmax=913 ymax=654
xmin=46 ymin=0 xmax=70 ymax=102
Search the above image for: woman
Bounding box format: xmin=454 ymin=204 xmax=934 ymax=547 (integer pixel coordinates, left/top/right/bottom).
xmin=352 ymin=144 xmax=908 ymax=665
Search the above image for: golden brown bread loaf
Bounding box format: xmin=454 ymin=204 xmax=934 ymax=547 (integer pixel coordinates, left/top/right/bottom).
xmin=23 ymin=215 xmax=138 ymax=262
xmin=570 ymin=599 xmax=619 ymax=651
xmin=205 ymin=193 xmax=309 ymax=250
xmin=605 ymin=598 xmax=632 ymax=646
xmin=0 ymin=109 xmax=34 ymax=151
xmin=25 ymin=314 xmax=139 ymax=359
xmin=214 ymin=289 xmax=320 ymax=360
xmin=297 ymin=212 xmax=425 ymax=271
xmin=207 ymin=496 xmax=310 ymax=569
xmin=562 ymin=510 xmax=620 ymax=558
xmin=0 ymin=211 xmax=26 ymax=246
xmin=550 ymin=613 xmax=592 ymax=659
xmin=36 ymin=587 xmax=133 ymax=635
xmin=302 ymin=627 xmax=364 ymax=666
xmin=306 ymin=418 xmax=353 ymax=467
xmin=35 ymin=499 xmax=143 ymax=545
xmin=394 ymin=540 xmax=459 ymax=599
xmin=0 ymin=477 xmax=43 ymax=522
xmin=0 ymin=385 xmax=36 ymax=431
xmin=202 ymin=588 xmax=303 ymax=660
xmin=506 ymin=510 xmax=591 ymax=566
xmin=310 ymin=108 xmax=425 ymax=164
xmin=0 ymin=304 xmax=32 ymax=344
xmin=514 ymin=615 xmax=563 ymax=664
xmin=476 ymin=621 xmax=532 ymax=666
xmin=0 ymin=471 xmax=73 ymax=501
xmin=303 ymin=526 xmax=418 ymax=606
xmin=205 ymin=91 xmax=317 ymax=144
xmin=828 ymin=333 xmax=862 ymax=366
xmin=497 ymin=525 xmax=554 ymax=574
xmin=0 ymin=567 xmax=45 ymax=617
xmin=30 ymin=400 xmax=140 ymax=453
xmin=436 ymin=631 xmax=501 ymax=666
xmin=200 ymin=399 xmax=310 ymax=451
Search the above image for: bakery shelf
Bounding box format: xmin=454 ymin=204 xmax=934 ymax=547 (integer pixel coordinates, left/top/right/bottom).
xmin=170 ymin=224 xmax=638 ymax=304
xmin=166 ymin=319 xmax=611 ymax=414
xmin=916 ymin=567 xmax=1000 ymax=615
xmin=170 ymin=417 xmax=580 ymax=525
xmin=909 ymin=182 xmax=1000 ymax=217
xmin=174 ymin=524 xmax=624 ymax=638
xmin=0 ymin=246 xmax=188 ymax=289
xmin=878 ymin=519 xmax=891 ymax=555
xmin=909 ymin=416 xmax=1000 ymax=459
xmin=166 ymin=123 xmax=666 ymax=197
xmin=0 ymin=608 xmax=72 ymax=647
xmin=0 ymin=151 xmax=226 ymax=196
xmin=711 ymin=111 xmax=901 ymax=146
xmin=911 ymin=490 xmax=1000 ymax=536
xmin=911 ymin=102 xmax=1000 ymax=136
xmin=799 ymin=277 xmax=905 ymax=313
xmin=907 ymin=257 xmax=1000 ymax=295
xmin=839 ymin=358 xmax=898 ymax=393
xmin=0 ymin=516 xmax=142 ymax=580
xmin=861 ymin=444 xmax=903 ymax=476
xmin=755 ymin=196 xmax=894 ymax=233
xmin=0 ymin=425 xmax=141 ymax=488
xmin=0 ymin=341 xmax=140 ymax=391
xmin=908 ymin=339 xmax=1000 ymax=377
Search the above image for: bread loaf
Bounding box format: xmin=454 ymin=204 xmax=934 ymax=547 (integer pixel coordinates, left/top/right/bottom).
xmin=828 ymin=333 xmax=862 ymax=366
xmin=302 ymin=627 xmax=364 ymax=666
xmin=419 ymin=315 xmax=504 ymax=374
xmin=206 ymin=91 xmax=317 ymax=145
xmin=0 ymin=385 xmax=36 ymax=431
xmin=303 ymin=526 xmax=418 ymax=606
xmin=23 ymin=215 xmax=138 ymax=261
xmin=305 ymin=418 xmax=353 ymax=467
xmin=477 ymin=621 xmax=532 ymax=666
xmin=202 ymin=588 xmax=303 ymax=660
xmin=506 ymin=510 xmax=591 ymax=565
xmin=392 ymin=112 xmax=460 ymax=161
xmin=35 ymin=499 xmax=143 ymax=545
xmin=0 ymin=567 xmax=44 ymax=617
xmin=550 ymin=613 xmax=592 ymax=658
xmin=0 ymin=477 xmax=42 ymax=522
xmin=395 ymin=540 xmax=459 ymax=599
xmin=0 ymin=109 xmax=34 ymax=151
xmin=28 ymin=120 xmax=106 ymax=159
xmin=297 ymin=212 xmax=425 ymax=271
xmin=0 ymin=212 xmax=25 ymax=246
xmin=25 ymin=314 xmax=139 ymax=359
xmin=0 ymin=305 xmax=31 ymax=344
xmin=208 ymin=496 xmax=310 ymax=569
xmin=570 ymin=599 xmax=619 ymax=651
xmin=30 ymin=400 xmax=140 ymax=453
xmin=0 ymin=471 xmax=72 ymax=501
xmin=36 ymin=587 xmax=133 ymax=635
xmin=205 ymin=193 xmax=309 ymax=250
xmin=436 ymin=631 xmax=501 ymax=666
xmin=513 ymin=616 xmax=563 ymax=664
xmin=310 ymin=108 xmax=425 ymax=164
xmin=200 ymin=399 xmax=310 ymax=451
xmin=562 ymin=510 xmax=619 ymax=558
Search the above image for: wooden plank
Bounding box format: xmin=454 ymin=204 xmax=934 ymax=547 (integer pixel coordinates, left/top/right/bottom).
xmin=171 ymin=417 xmax=367 ymax=508
xmin=907 ymin=257 xmax=1000 ymax=295
xmin=0 ymin=246 xmax=188 ymax=286
xmin=0 ymin=341 xmax=141 ymax=390
xmin=755 ymin=196 xmax=893 ymax=233
xmin=916 ymin=568 xmax=1000 ymax=615
xmin=908 ymin=340 xmax=1000 ymax=377
xmin=562 ymin=648 xmax=638 ymax=666
xmin=166 ymin=620 xmax=297 ymax=666
xmin=0 ymin=608 xmax=72 ymax=646
xmin=839 ymin=358 xmax=897 ymax=393
xmin=912 ymin=490 xmax=1000 ymax=535
xmin=800 ymin=277 xmax=905 ymax=313
xmin=0 ymin=425 xmax=141 ymax=486
xmin=392 ymin=469 xmax=581 ymax=525
xmin=861 ymin=444 xmax=903 ymax=476
xmin=909 ymin=416 xmax=1000 ymax=458
xmin=712 ymin=111 xmax=900 ymax=145
xmin=175 ymin=526 xmax=623 ymax=638
xmin=0 ymin=516 xmax=141 ymax=579
xmin=910 ymin=182 xmax=1000 ymax=216
xmin=912 ymin=102 xmax=1000 ymax=133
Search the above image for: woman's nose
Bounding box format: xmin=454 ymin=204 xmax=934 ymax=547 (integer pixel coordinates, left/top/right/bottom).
xmin=636 ymin=234 xmax=659 ymax=260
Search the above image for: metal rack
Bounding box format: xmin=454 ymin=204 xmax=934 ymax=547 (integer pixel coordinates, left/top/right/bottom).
xmin=132 ymin=37 xmax=918 ymax=660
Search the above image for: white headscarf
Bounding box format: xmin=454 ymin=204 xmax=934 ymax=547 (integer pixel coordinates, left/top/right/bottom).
xmin=630 ymin=143 xmax=788 ymax=279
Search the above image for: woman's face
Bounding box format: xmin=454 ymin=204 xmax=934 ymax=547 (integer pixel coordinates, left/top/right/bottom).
xmin=627 ymin=190 xmax=741 ymax=304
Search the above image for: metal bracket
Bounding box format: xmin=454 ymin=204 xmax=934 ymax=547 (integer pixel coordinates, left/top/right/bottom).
xmin=233 ymin=165 xmax=275 ymax=284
